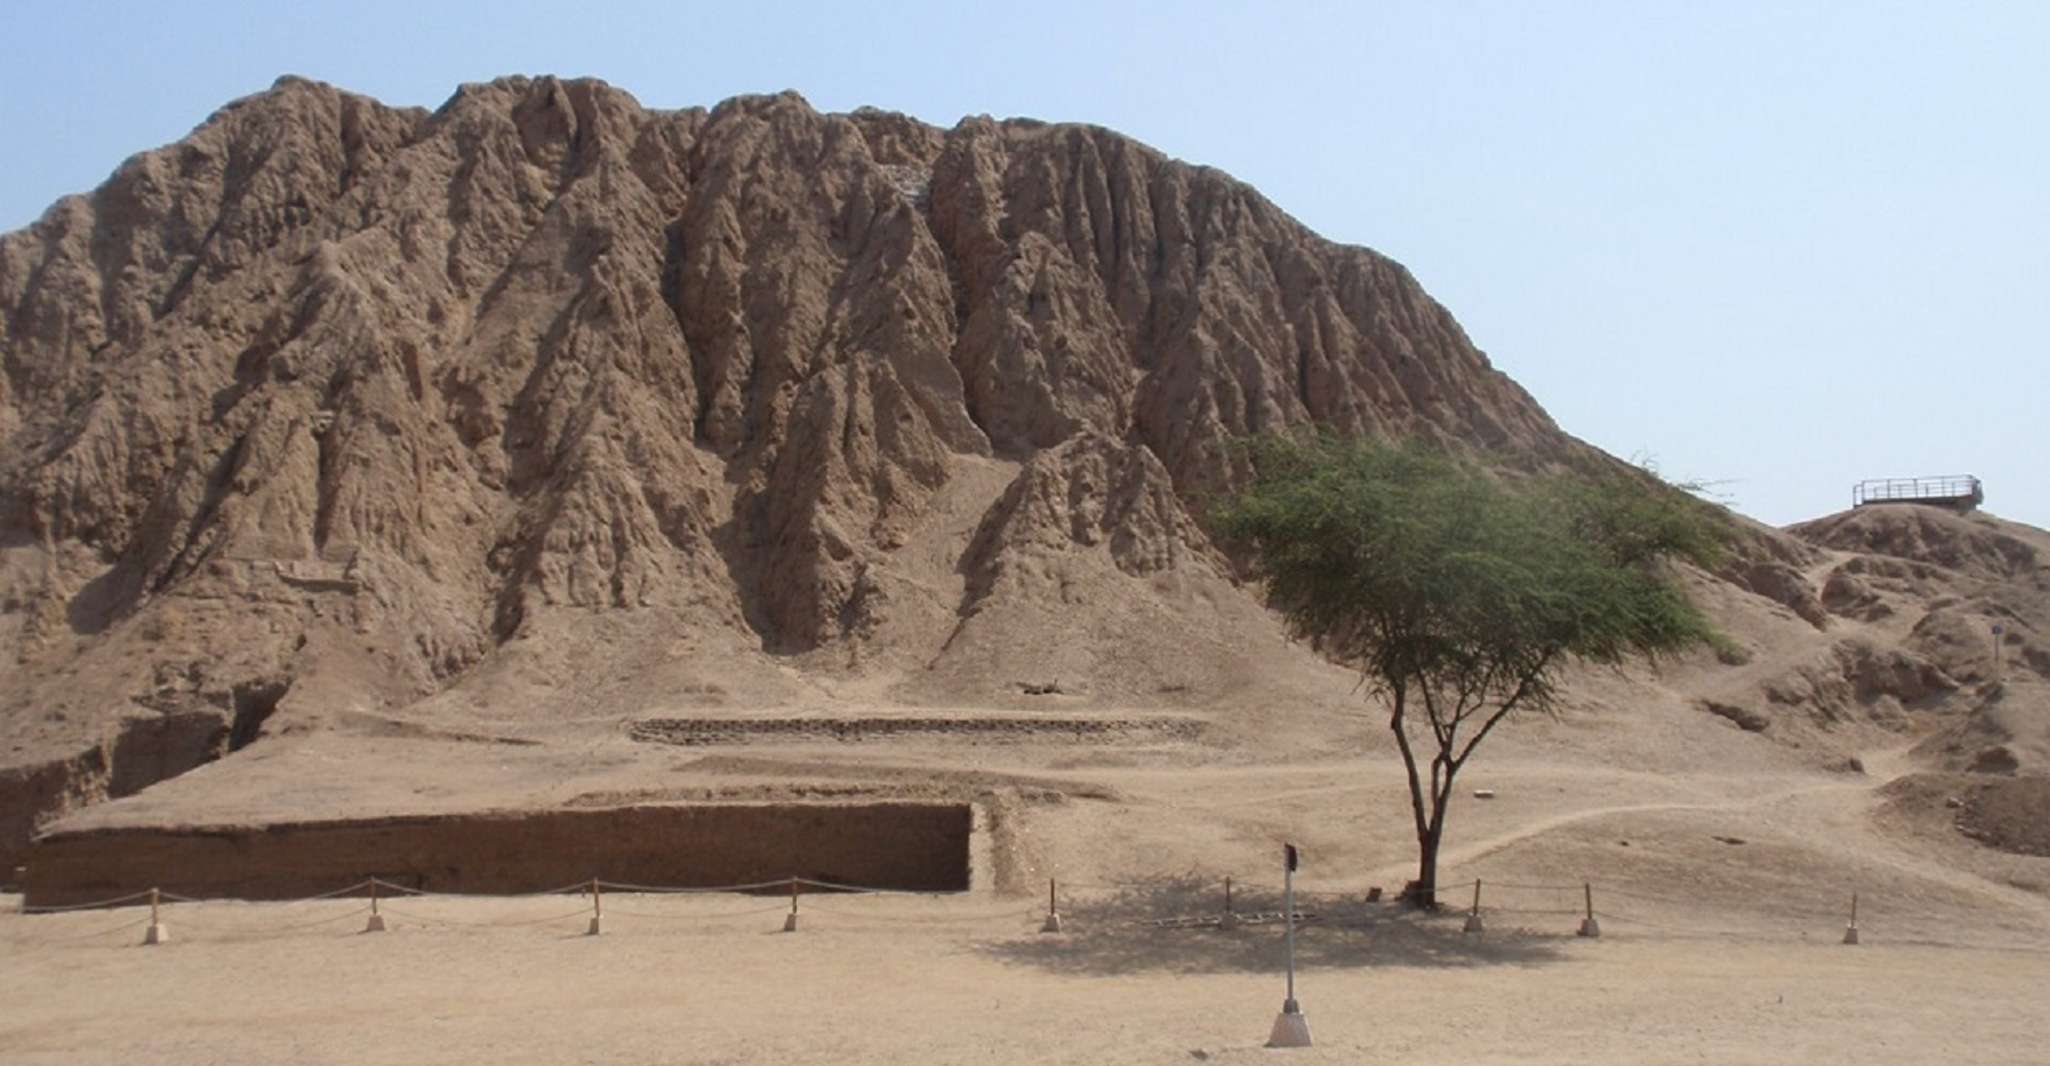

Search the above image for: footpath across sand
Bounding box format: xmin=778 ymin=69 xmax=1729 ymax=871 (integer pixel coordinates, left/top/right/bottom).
xmin=5 ymin=888 xmax=2048 ymax=1066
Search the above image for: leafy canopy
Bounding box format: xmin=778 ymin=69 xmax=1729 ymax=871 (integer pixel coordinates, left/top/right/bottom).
xmin=1213 ymin=433 xmax=1725 ymax=717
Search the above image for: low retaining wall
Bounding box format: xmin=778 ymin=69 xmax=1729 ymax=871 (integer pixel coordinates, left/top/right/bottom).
xmin=23 ymin=802 xmax=973 ymax=908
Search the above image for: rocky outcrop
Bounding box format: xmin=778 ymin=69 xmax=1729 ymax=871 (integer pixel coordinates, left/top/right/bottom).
xmin=0 ymin=76 xmax=1575 ymax=690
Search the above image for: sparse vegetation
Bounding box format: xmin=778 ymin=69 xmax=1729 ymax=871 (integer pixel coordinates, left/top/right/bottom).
xmin=1215 ymin=434 xmax=1727 ymax=907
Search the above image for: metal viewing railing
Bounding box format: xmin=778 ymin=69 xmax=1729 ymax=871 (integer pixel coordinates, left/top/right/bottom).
xmin=1851 ymin=475 xmax=1983 ymax=510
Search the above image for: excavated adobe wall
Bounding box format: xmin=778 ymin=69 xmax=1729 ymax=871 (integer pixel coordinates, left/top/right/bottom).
xmin=22 ymin=802 xmax=972 ymax=907
xmin=0 ymin=711 xmax=232 ymax=875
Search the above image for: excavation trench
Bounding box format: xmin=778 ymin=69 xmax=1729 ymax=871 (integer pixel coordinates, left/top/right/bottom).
xmin=21 ymin=802 xmax=976 ymax=908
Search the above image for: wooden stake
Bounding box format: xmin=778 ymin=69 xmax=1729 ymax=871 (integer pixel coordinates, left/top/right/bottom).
xmin=1041 ymin=877 xmax=1062 ymax=933
xmin=1577 ymin=882 xmax=1600 ymax=938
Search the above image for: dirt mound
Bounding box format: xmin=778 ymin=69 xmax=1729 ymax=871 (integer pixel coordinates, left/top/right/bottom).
xmin=1752 ymin=638 xmax=1957 ymax=727
xmin=1911 ymin=681 xmax=2050 ymax=775
xmin=1958 ymin=776 xmax=2050 ymax=856
xmin=1792 ymin=506 xmax=2050 ymax=587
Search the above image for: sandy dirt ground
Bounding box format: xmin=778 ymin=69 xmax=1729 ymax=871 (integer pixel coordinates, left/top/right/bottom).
xmin=9 ymin=727 xmax=2050 ymax=1066
xmin=5 ymin=887 xmax=2048 ymax=1066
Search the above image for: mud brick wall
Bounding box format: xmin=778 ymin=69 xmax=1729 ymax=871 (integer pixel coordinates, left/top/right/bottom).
xmin=23 ymin=802 xmax=972 ymax=907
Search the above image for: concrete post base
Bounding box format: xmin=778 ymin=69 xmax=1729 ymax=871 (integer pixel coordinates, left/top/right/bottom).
xmin=1842 ymin=924 xmax=1859 ymax=945
xmin=587 ymin=915 xmax=603 ymax=936
xmin=1267 ymin=1005 xmax=1313 ymax=1048
xmin=1463 ymin=911 xmax=1484 ymax=934
xmin=143 ymin=923 xmax=167 ymax=945
xmin=783 ymin=912 xmax=799 ymax=933
xmin=1040 ymin=911 xmax=1062 ymax=934
xmin=363 ymin=913 xmax=387 ymax=933
xmin=1578 ymin=917 xmax=1601 ymax=938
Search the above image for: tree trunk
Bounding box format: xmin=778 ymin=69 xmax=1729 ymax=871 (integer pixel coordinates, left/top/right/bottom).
xmin=1415 ymin=763 xmax=1457 ymax=910
xmin=1415 ymin=825 xmax=1442 ymax=909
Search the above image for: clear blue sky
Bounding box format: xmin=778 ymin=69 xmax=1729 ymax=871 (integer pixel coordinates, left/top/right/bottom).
xmin=4 ymin=2 xmax=2044 ymax=528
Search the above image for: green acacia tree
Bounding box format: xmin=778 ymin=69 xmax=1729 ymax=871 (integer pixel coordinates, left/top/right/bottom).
xmin=1214 ymin=434 xmax=1727 ymax=908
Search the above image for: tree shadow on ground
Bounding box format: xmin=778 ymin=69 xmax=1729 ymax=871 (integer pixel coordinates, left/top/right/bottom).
xmin=979 ymin=875 xmax=1570 ymax=976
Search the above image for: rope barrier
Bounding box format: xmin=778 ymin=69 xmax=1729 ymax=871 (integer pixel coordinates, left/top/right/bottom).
xmin=1587 ymin=884 xmax=1699 ymax=905
xmin=602 ymin=903 xmax=796 ymax=921
xmin=377 ymin=905 xmax=595 ymax=929
xmin=794 ymin=876 xmax=962 ymax=896
xmin=594 ymin=878 xmax=794 ymax=895
xmin=370 ymin=878 xmax=592 ymax=900
xmin=19 ymin=915 xmax=154 ymax=945
xmin=177 ymin=905 xmax=378 ymax=938
xmin=20 ymin=889 xmax=157 ymax=913
xmin=4 ymin=870 xmax=1952 ymax=953
xmin=795 ymin=900 xmax=1042 ymax=924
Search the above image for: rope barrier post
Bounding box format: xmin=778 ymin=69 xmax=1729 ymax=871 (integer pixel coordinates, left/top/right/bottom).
xmin=1221 ymin=875 xmax=1239 ymax=930
xmin=783 ymin=877 xmax=800 ymax=933
xmin=1463 ymin=879 xmax=1484 ymax=934
xmin=587 ymin=877 xmax=603 ymax=937
xmin=1040 ymin=877 xmax=1062 ymax=934
xmin=364 ymin=878 xmax=387 ymax=933
xmin=142 ymin=887 xmax=168 ymax=945
xmin=1842 ymin=891 xmax=1860 ymax=945
xmin=1577 ymin=882 xmax=1600 ymax=938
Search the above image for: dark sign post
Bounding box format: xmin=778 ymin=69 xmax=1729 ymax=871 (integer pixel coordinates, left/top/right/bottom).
xmin=1267 ymin=843 xmax=1313 ymax=1048
xmin=1993 ymin=624 xmax=2004 ymax=676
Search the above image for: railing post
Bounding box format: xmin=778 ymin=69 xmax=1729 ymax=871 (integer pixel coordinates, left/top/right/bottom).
xmin=783 ymin=876 xmax=800 ymax=932
xmin=587 ymin=877 xmax=603 ymax=937
xmin=143 ymin=887 xmax=167 ymax=945
xmin=1463 ymin=879 xmax=1484 ymax=934
xmin=1577 ymin=882 xmax=1600 ymax=938
xmin=365 ymin=878 xmax=387 ymax=932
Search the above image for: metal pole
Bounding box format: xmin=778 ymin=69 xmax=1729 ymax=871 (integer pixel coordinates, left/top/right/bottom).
xmin=1283 ymin=865 xmax=1297 ymax=1011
